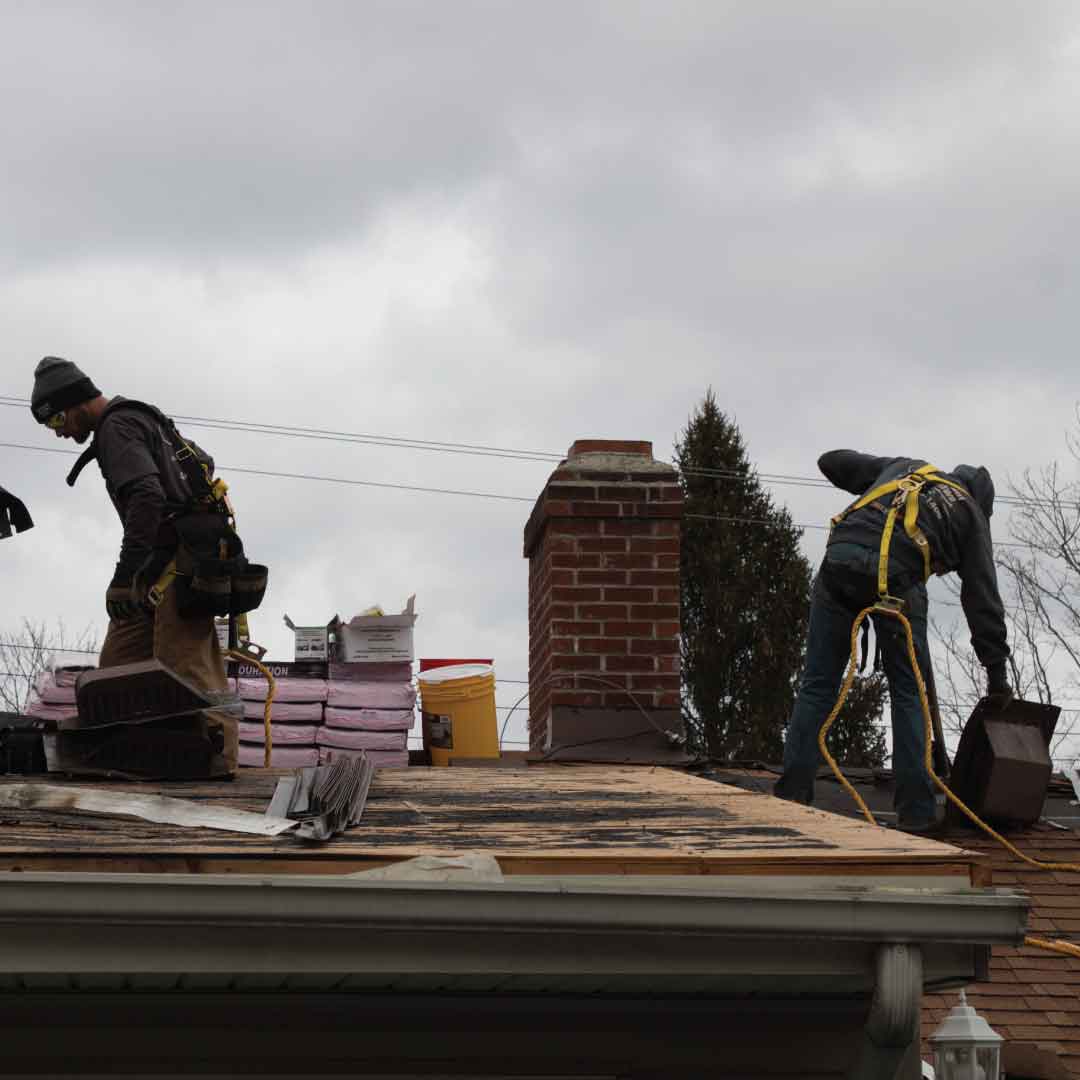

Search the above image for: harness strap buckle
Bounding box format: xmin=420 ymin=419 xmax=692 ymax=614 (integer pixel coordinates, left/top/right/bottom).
xmin=175 ymin=447 xmax=194 ymax=463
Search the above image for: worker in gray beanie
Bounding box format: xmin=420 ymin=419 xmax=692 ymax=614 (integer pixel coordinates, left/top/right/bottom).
xmin=31 ymin=356 xmax=240 ymax=776
xmin=30 ymin=357 xmax=101 ymax=428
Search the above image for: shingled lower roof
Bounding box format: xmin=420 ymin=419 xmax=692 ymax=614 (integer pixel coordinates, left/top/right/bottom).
xmin=918 ymin=825 xmax=1080 ymax=1078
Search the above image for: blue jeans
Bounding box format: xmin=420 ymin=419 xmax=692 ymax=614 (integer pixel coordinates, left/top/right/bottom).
xmin=774 ymin=545 xmax=936 ymax=827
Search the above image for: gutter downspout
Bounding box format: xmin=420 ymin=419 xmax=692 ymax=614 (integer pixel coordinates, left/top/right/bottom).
xmin=849 ymin=943 xmax=924 ymax=1080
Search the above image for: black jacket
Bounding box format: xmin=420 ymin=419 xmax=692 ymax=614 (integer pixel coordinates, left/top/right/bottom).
xmin=92 ymin=398 xmax=214 ymax=583
xmin=819 ymin=450 xmax=1008 ymax=670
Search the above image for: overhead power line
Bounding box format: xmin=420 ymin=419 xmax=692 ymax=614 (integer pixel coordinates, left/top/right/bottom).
xmin=0 ymin=394 xmax=1056 ymax=509
xmin=0 ymin=397 xmax=561 ymax=465
xmin=0 ymin=442 xmax=534 ymax=504
xmin=0 ymin=440 xmax=1040 ymax=545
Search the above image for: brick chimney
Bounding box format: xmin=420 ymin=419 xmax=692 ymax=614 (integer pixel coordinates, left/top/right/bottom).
xmin=523 ymin=439 xmax=688 ymax=762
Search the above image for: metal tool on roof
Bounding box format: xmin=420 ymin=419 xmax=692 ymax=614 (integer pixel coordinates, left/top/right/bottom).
xmin=266 ymin=754 xmax=375 ymax=841
xmin=946 ymin=695 xmax=1060 ymax=828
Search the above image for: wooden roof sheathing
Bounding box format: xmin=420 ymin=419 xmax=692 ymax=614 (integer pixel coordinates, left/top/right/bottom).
xmin=0 ymin=764 xmax=986 ymax=882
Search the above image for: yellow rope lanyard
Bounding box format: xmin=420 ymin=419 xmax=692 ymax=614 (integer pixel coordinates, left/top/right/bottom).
xmin=224 ymin=650 xmax=276 ymax=768
xmin=819 ymin=471 xmax=1080 ymax=962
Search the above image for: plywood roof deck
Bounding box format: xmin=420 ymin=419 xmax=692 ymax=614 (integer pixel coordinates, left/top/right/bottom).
xmin=0 ymin=765 xmax=990 ymax=884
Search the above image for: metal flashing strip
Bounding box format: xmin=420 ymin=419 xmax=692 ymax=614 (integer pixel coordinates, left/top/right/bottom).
xmin=0 ymin=785 xmax=297 ymax=836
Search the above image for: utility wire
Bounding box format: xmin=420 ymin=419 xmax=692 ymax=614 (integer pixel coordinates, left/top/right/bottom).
xmin=0 ymin=395 xmax=1060 ymax=510
xmin=0 ymin=440 xmax=1038 ymax=540
xmin=0 ymin=442 xmax=534 ymax=504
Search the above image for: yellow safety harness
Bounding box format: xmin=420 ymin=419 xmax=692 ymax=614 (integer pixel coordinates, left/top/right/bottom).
xmin=830 ymin=462 xmax=971 ymax=598
xmin=819 ymin=464 xmax=1080 ymax=961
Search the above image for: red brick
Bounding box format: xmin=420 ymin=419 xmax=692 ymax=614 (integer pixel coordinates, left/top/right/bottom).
xmin=551 ymin=554 xmax=603 ymax=569
xmin=601 ymin=520 xmax=641 ymax=537
xmin=542 ymin=499 xmax=572 ymax=516
xmin=580 ymin=604 xmax=629 ymax=620
xmin=599 ymin=486 xmax=647 ymax=501
xmin=632 ymin=570 xmax=679 ymax=586
xmin=631 ymin=639 xmax=680 ymax=656
xmin=551 ymin=586 xmax=601 ymax=604
xmin=657 ymin=554 xmax=680 ymax=569
xmin=654 ymin=520 xmax=680 ymax=536
xmin=578 ymin=638 xmax=630 ymax=655
xmin=629 ymin=537 xmax=679 ymax=554
xmin=630 ymin=604 xmax=680 ymax=620
xmin=656 ymin=621 xmax=681 ymax=636
xmin=630 ymin=673 xmax=681 ymax=690
xmin=544 ymin=535 xmax=578 ymax=553
xmin=658 ymin=691 xmax=681 ymax=707
xmin=604 ymin=621 xmax=654 ymax=636
xmin=578 ymin=569 xmax=627 ymax=586
xmin=604 ymin=586 xmax=655 ymax=602
xmin=550 ymin=519 xmax=601 ymax=535
xmin=550 ymin=569 xmax=575 ymax=587
xmin=549 ymin=604 xmax=574 ymax=620
xmin=568 ymin=439 xmax=652 ymax=457
xmin=649 ymin=485 xmax=684 ymax=503
xmin=552 ymin=655 xmax=603 ymax=671
xmin=656 ymin=587 xmax=680 ymax=603
xmin=579 ymin=538 xmax=629 ymax=553
xmin=605 ymin=655 xmax=656 ymax=673
xmin=552 ymin=621 xmax=603 ymax=636
xmin=547 ymin=484 xmax=598 ymax=501
xmin=572 ymin=501 xmax=622 ymax=517
xmin=550 ymin=638 xmax=576 ymax=654
xmin=657 ymin=655 xmax=679 ymax=673
xmin=605 ymin=554 xmax=655 ymax=570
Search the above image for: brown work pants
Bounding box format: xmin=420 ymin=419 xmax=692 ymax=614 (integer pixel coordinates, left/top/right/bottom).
xmin=98 ymin=584 xmax=237 ymax=774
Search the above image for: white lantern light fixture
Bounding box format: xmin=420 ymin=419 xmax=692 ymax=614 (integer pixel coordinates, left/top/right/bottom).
xmin=929 ymin=990 xmax=1002 ymax=1080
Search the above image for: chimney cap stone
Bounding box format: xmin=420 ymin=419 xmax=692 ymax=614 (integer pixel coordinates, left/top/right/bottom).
xmin=568 ymin=439 xmax=653 ymax=459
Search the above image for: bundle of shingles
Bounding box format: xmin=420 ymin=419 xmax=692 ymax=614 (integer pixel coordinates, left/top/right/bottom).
xmin=318 ymin=660 xmax=413 ymax=769
xmin=236 ymin=675 xmax=327 ymax=768
xmin=23 ymin=655 xmax=94 ymax=726
xmin=235 ymin=661 xmax=414 ymax=769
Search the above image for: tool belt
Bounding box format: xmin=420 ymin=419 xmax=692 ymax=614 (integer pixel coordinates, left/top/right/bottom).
xmin=151 ymin=512 xmax=268 ymax=618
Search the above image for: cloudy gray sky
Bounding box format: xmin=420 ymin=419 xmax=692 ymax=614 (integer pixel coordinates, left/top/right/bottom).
xmin=2 ymin=1 xmax=1079 ymax=751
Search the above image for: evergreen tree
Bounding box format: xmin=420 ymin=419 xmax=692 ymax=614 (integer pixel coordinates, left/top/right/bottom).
xmin=827 ymin=672 xmax=888 ymax=769
xmin=676 ymin=390 xmax=812 ymax=760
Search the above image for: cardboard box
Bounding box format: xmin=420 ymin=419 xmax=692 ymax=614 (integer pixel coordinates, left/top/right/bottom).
xmin=334 ymin=596 xmax=417 ymax=663
xmin=284 ymin=615 xmax=333 ymax=662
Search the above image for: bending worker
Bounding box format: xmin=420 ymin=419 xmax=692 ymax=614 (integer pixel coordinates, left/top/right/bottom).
xmin=773 ymin=450 xmax=1010 ymax=834
xmin=30 ymin=356 xmax=263 ymax=774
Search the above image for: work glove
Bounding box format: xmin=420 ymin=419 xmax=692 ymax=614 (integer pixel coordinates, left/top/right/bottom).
xmin=0 ymin=485 xmax=33 ymax=540
xmin=984 ymin=662 xmax=1014 ymax=711
xmin=105 ymin=566 xmax=151 ymax=622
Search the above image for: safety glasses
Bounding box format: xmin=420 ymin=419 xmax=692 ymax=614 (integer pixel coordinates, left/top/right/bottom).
xmin=45 ymin=411 xmax=67 ymax=430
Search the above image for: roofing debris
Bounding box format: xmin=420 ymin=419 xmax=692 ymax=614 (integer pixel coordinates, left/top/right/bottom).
xmin=266 ymin=753 xmax=375 ymax=841
xmin=0 ymin=783 xmax=296 ymax=836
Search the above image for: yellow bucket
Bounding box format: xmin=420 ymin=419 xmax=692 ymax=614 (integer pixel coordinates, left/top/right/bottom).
xmin=419 ymin=663 xmax=498 ymax=766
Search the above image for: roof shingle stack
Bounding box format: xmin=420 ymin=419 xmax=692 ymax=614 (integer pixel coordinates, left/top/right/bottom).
xmin=236 ymin=674 xmax=327 ymax=768
xmin=317 ymin=661 xmax=413 ymax=768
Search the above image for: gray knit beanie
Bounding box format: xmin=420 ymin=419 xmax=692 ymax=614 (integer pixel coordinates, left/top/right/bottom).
xmin=30 ymin=357 xmax=100 ymax=423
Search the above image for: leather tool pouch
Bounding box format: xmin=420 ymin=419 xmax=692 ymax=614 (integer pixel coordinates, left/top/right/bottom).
xmin=171 ymin=513 xmax=268 ymax=617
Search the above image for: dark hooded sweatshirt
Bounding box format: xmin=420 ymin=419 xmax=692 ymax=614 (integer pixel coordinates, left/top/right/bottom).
xmin=94 ymin=397 xmax=213 ymax=582
xmin=819 ymin=449 xmax=1008 ymax=671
